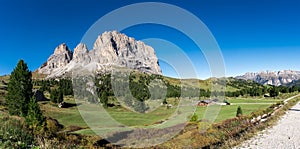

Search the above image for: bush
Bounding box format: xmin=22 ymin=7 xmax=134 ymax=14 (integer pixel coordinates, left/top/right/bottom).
xmin=43 ymin=117 xmax=63 ymax=138
xmin=190 ymin=113 xmax=198 ymax=122
xmin=0 ymin=116 xmax=35 ymax=148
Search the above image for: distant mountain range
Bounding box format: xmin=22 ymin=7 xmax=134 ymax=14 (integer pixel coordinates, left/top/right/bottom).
xmin=37 ymin=31 xmax=161 ymax=78
xmin=236 ymin=70 xmax=300 ymax=86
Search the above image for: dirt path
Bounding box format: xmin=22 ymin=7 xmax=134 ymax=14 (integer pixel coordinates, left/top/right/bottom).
xmin=230 ymin=103 xmax=273 ymax=105
xmin=284 ymin=94 xmax=300 ymax=103
xmin=235 ymin=101 xmax=300 ymax=149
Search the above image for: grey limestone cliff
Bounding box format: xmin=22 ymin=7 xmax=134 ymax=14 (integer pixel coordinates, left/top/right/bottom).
xmin=38 ymin=31 xmax=162 ymax=78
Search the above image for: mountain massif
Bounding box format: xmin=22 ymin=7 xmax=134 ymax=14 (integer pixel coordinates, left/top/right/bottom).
xmin=236 ymin=70 xmax=300 ymax=86
xmin=36 ymin=30 xmax=300 ymax=87
xmin=38 ymin=31 xmax=162 ymax=78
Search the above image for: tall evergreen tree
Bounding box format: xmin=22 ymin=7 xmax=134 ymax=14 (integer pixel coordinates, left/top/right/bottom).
xmin=50 ymin=89 xmax=64 ymax=103
xmin=100 ymin=92 xmax=108 ymax=107
xmin=26 ymin=97 xmax=44 ymax=127
xmin=6 ymin=60 xmax=33 ymax=116
xmin=270 ymin=87 xmax=279 ymax=97
xmin=57 ymin=89 xmax=64 ymax=103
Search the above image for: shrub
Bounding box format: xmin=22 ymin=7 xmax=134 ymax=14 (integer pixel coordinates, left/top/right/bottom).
xmin=43 ymin=117 xmax=63 ymax=138
xmin=190 ymin=113 xmax=198 ymax=122
xmin=0 ymin=116 xmax=35 ymax=148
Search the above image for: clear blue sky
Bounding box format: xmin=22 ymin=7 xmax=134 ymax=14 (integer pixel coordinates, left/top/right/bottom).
xmin=1 ymin=0 xmax=300 ymax=79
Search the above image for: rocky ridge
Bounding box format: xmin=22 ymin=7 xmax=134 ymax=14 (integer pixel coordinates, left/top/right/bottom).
xmin=38 ymin=31 xmax=162 ymax=78
xmin=236 ymin=70 xmax=300 ymax=86
xmin=38 ymin=43 xmax=73 ymax=75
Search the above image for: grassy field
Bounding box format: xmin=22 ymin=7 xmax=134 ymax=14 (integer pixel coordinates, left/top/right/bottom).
xmin=39 ymin=96 xmax=282 ymax=136
xmin=195 ymin=104 xmax=272 ymax=122
xmin=195 ymin=98 xmax=282 ymax=122
xmin=40 ymin=97 xmax=89 ymax=128
xmin=41 ymin=102 xmax=176 ymax=127
xmin=227 ymin=98 xmax=282 ymax=103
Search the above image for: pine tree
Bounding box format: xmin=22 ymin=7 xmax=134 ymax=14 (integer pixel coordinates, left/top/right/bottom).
xmin=26 ymin=97 xmax=44 ymax=127
xmin=50 ymin=89 xmax=64 ymax=103
xmin=57 ymin=89 xmax=64 ymax=103
xmin=236 ymin=106 xmax=243 ymax=117
xmin=100 ymin=92 xmax=108 ymax=107
xmin=270 ymin=87 xmax=279 ymax=97
xmin=50 ymin=89 xmax=58 ymax=103
xmin=6 ymin=60 xmax=33 ymax=117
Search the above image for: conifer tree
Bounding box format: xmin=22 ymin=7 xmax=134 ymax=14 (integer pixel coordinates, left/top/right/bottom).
xmin=57 ymin=89 xmax=64 ymax=103
xmin=270 ymin=87 xmax=279 ymax=97
xmin=50 ymin=89 xmax=64 ymax=103
xmin=236 ymin=106 xmax=243 ymax=117
xmin=26 ymin=97 xmax=44 ymax=127
xmin=6 ymin=60 xmax=33 ymax=116
xmin=100 ymin=92 xmax=108 ymax=107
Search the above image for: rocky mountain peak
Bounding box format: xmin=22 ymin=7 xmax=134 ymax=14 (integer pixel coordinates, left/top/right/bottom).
xmin=93 ymin=30 xmax=132 ymax=50
xmin=53 ymin=43 xmax=71 ymax=55
xmin=37 ymin=31 xmax=162 ymax=78
xmin=38 ymin=43 xmax=73 ymax=75
xmin=73 ymin=43 xmax=89 ymax=63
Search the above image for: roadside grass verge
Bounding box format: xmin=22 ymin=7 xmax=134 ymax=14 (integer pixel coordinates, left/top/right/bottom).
xmin=221 ymin=96 xmax=300 ymax=148
xmin=158 ymin=95 xmax=300 ymax=148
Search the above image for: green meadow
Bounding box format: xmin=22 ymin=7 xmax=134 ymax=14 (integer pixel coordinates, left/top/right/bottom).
xmin=40 ymin=96 xmax=282 ymax=135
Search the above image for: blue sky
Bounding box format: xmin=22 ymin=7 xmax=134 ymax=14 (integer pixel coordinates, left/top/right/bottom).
xmin=0 ymin=0 xmax=300 ymax=79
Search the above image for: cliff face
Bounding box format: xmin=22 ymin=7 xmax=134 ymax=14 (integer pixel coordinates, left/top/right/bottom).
xmin=38 ymin=31 xmax=162 ymax=78
xmin=236 ymin=70 xmax=300 ymax=86
xmin=38 ymin=43 xmax=73 ymax=75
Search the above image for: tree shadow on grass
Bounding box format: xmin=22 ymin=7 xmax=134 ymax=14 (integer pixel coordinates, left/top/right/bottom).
xmin=63 ymin=102 xmax=82 ymax=108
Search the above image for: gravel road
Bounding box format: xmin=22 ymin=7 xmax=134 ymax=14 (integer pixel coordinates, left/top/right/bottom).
xmin=235 ymin=101 xmax=300 ymax=149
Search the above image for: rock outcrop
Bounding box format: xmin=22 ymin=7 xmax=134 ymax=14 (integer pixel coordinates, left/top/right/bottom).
xmin=73 ymin=43 xmax=89 ymax=63
xmin=38 ymin=31 xmax=161 ymax=78
xmin=38 ymin=43 xmax=73 ymax=75
xmin=236 ymin=70 xmax=300 ymax=86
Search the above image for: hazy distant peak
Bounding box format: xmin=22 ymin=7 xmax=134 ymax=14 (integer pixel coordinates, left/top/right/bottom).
xmin=236 ymin=70 xmax=300 ymax=86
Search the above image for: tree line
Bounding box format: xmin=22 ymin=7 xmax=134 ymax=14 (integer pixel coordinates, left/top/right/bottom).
xmin=33 ymin=78 xmax=73 ymax=103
